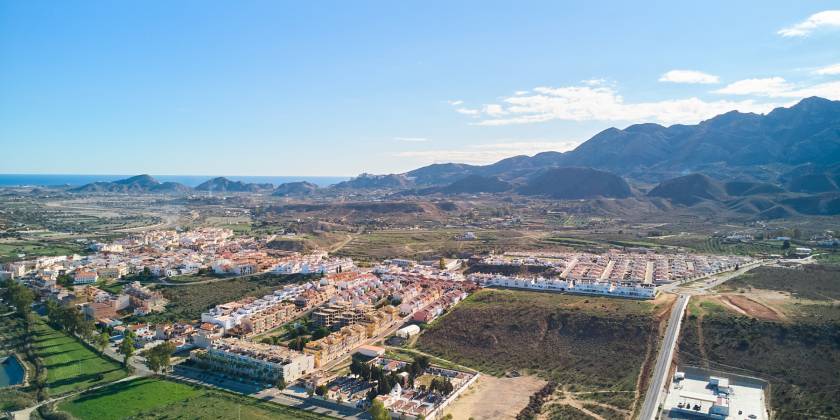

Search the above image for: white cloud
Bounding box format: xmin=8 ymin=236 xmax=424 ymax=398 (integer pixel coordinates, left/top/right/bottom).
xmin=778 ymin=10 xmax=840 ymax=37
xmin=713 ymin=77 xmax=792 ymax=96
xmin=447 ymin=99 xmax=463 ymax=106
xmin=455 ymin=108 xmax=480 ymax=116
xmin=776 ymin=80 xmax=840 ymax=99
xmin=482 ymin=104 xmax=507 ymax=116
xmin=452 ymin=83 xmax=779 ymax=126
xmin=659 ymin=69 xmax=720 ymax=84
xmin=815 ymin=63 xmax=840 ymax=75
xmin=393 ymin=137 xmax=428 ymax=142
xmin=514 ymin=90 xmax=529 ymax=96
xmin=582 ymin=78 xmax=607 ymax=86
xmin=395 ymin=140 xmax=581 ymax=165
xmin=714 ymin=77 xmax=840 ymax=100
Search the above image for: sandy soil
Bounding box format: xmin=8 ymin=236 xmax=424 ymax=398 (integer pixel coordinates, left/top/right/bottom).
xmin=717 ymin=294 xmax=785 ymax=321
xmin=442 ymin=375 xmax=546 ymax=420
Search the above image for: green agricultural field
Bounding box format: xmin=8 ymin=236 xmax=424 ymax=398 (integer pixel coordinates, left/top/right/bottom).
xmin=31 ymin=319 xmax=127 ymax=396
xmin=58 ymin=377 xmax=331 ymax=420
xmin=815 ymin=250 xmax=840 ymax=265
xmin=653 ymin=235 xmax=783 ymax=256
xmin=0 ymin=239 xmax=87 ymax=263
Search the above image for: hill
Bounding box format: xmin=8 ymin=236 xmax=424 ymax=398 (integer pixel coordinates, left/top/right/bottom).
xmin=272 ymin=181 xmax=318 ymax=197
xmin=412 ymin=175 xmax=513 ymax=195
xmin=194 ymin=177 xmax=274 ymax=193
xmin=70 ymin=175 xmax=191 ymax=194
xmin=331 ymin=173 xmax=413 ymax=190
xmin=648 ymin=173 xmax=728 ymax=205
xmin=404 ymin=97 xmax=840 ymax=184
xmin=517 ymin=167 xmax=632 ymax=199
xmin=723 ymin=181 xmax=785 ymax=196
xmin=786 ymin=173 xmax=839 ymax=193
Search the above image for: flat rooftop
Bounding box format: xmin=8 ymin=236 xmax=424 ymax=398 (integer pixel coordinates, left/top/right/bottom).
xmin=664 ymin=367 xmax=767 ymax=420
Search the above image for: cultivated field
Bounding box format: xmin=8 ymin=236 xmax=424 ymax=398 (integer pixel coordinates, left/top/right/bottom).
xmin=31 ymin=319 xmax=127 ymax=396
xmin=57 ymin=377 xmax=331 ymax=420
xmin=0 ymin=239 xmax=87 ymax=264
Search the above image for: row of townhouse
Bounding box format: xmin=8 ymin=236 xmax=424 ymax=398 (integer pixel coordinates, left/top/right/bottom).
xmin=271 ymin=252 xmax=355 ymax=275
xmin=201 ymin=282 xmax=317 ymax=333
xmin=191 ymin=338 xmax=314 ymax=383
xmin=470 ymin=274 xmax=656 ymax=299
xmin=480 ymin=251 xmax=752 ymax=285
xmin=410 ymin=289 xmax=468 ymax=324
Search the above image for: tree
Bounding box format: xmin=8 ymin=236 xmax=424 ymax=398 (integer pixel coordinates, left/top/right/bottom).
xmin=315 ymin=384 xmax=328 ymax=396
xmin=312 ymin=326 xmax=330 ymax=340
xmin=145 ymin=341 xmax=176 ymax=373
xmin=3 ymin=280 xmax=34 ymax=317
xmin=369 ymin=399 xmax=389 ymax=420
xmin=56 ymin=274 xmax=74 ymax=288
xmin=94 ymin=332 xmax=110 ymax=354
xmin=413 ymin=354 xmax=430 ymax=371
xmin=119 ymin=335 xmax=135 ymax=368
xmin=782 ymin=240 xmax=791 ymax=250
xmin=439 ymin=257 xmax=446 ymax=270
xmin=276 ymin=377 xmax=286 ymax=390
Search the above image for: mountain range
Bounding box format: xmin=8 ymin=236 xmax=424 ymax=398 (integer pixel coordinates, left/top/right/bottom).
xmin=64 ymin=97 xmax=840 ymax=218
xmin=69 ymin=175 xmax=192 ymax=194
xmin=399 ymin=96 xmax=840 ymax=185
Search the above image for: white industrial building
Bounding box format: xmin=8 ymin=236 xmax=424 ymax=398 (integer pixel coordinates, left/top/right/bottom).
xmin=664 ymin=369 xmax=768 ymax=420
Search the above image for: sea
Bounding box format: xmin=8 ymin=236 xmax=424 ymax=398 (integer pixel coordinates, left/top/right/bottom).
xmin=0 ymin=174 xmax=349 ymax=188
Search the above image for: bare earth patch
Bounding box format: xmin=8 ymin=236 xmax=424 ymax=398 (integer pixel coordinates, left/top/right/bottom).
xmin=442 ymin=375 xmax=546 ymax=420
xmin=718 ymin=294 xmax=784 ymax=321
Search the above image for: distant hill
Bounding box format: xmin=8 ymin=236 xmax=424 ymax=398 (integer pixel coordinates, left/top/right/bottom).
xmin=70 ymin=175 xmax=191 ymax=194
xmin=403 ymin=97 xmax=840 ymax=184
xmin=786 ymin=173 xmax=839 ymax=193
xmin=723 ymin=181 xmax=785 ymax=196
xmin=272 ymin=181 xmax=318 ymax=197
xmin=194 ymin=177 xmax=274 ymax=193
xmin=517 ymin=167 xmax=632 ymax=199
xmin=648 ymin=174 xmax=728 ymax=206
xmin=412 ymin=175 xmax=513 ymax=195
xmin=331 ymin=173 xmax=413 ymax=190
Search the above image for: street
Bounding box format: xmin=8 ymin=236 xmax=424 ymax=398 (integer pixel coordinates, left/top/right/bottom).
xmin=638 ymin=294 xmax=689 ymax=420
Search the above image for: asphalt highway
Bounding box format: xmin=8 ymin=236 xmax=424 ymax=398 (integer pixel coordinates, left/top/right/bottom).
xmin=638 ymin=293 xmax=690 ymax=420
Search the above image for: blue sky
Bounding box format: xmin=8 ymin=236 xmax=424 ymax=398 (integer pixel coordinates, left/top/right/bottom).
xmin=2 ymin=1 xmax=839 ymax=176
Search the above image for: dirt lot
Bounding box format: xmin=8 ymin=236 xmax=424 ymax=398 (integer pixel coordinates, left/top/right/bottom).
xmin=442 ymin=375 xmax=546 ymax=420
xmin=716 ymin=294 xmax=785 ymax=321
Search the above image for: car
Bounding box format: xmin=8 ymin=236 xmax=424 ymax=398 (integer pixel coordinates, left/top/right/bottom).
xmin=748 ymin=415 xmax=757 ymax=419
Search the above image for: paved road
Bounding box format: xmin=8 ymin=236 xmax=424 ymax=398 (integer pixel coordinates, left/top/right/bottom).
xmin=638 ymin=294 xmax=690 ymax=420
